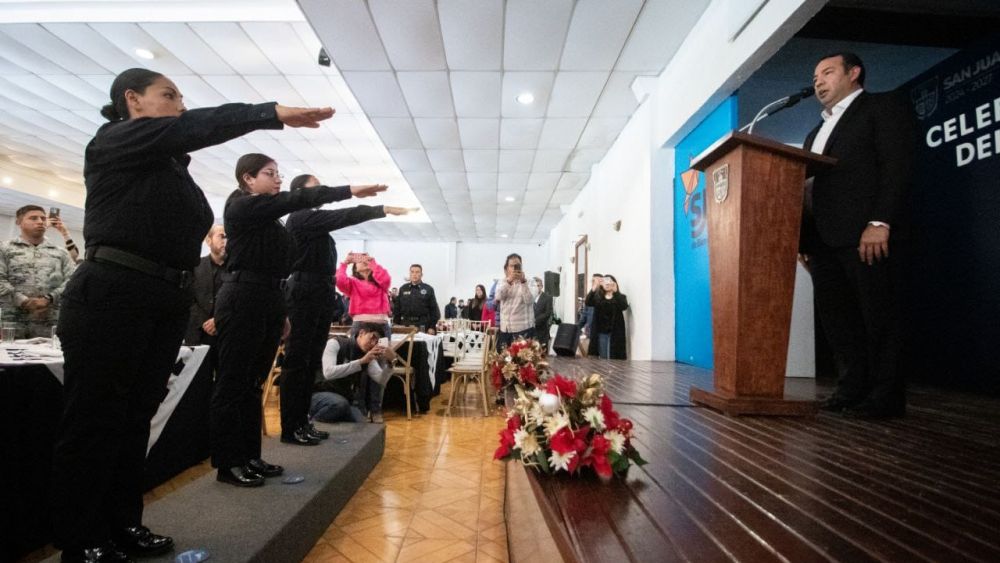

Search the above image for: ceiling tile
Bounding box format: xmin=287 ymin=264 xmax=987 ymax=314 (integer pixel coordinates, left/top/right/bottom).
xmin=189 ymin=22 xmax=277 ymax=75
xmin=413 ymin=118 xmax=461 ymax=149
xmin=457 ymin=118 xmax=499 ymax=149
xmin=617 ymin=0 xmax=710 ymax=72
xmin=436 ymin=172 xmax=468 ymax=190
xmin=450 ymin=72 xmax=501 ymax=117
xmin=463 ymin=149 xmax=498 ymax=173
xmin=499 ymin=119 xmax=542 ymax=149
xmin=342 ymin=71 xmax=409 ymax=117
xmin=369 ymin=0 xmax=446 ymax=71
xmin=41 ymin=23 xmax=137 ymax=72
xmin=467 ymin=172 xmax=497 ymax=190
xmin=248 ymin=75 xmax=307 ymax=107
xmin=286 ymin=75 xmax=350 ymax=110
xmin=427 ymin=149 xmax=465 ymax=172
xmin=527 ymin=172 xmax=560 ymax=191
xmin=567 ymin=149 xmax=606 ymax=172
xmin=397 ymin=71 xmax=454 ymax=117
xmin=140 ymin=23 xmax=233 ymax=75
xmin=498 ymin=172 xmax=529 ymax=190
xmin=549 ymin=189 xmax=579 ymax=205
xmin=89 ymin=23 xmax=192 ymax=74
xmin=371 ymin=118 xmax=423 ymax=149
xmin=503 ymin=0 xmax=574 ymax=71
xmin=547 ymin=72 xmax=608 ymax=117
xmin=0 ymin=28 xmax=74 ymax=74
xmin=532 ymin=149 xmax=570 ymax=173
xmin=501 ymin=72 xmax=554 ymax=118
xmin=538 ymin=118 xmax=588 ymax=149
xmin=2 ymin=24 xmax=109 ymax=74
xmin=498 ymin=150 xmax=534 ymax=173
xmin=557 ymin=173 xmax=589 ymax=190
xmin=242 ymin=22 xmax=323 ymax=75
xmin=202 ymin=75 xmax=266 ymax=103
xmin=438 ymin=0 xmax=502 ymax=70
xmin=390 ymin=149 xmax=432 ymax=172
xmin=560 ymin=0 xmax=643 ymax=71
xmin=578 ymin=117 xmax=629 ymax=149
xmin=296 ymin=0 xmax=391 ymax=71
xmin=592 ymin=72 xmax=642 ymax=117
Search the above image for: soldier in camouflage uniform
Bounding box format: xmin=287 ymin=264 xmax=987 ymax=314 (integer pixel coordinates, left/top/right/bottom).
xmin=0 ymin=205 xmax=76 ymax=338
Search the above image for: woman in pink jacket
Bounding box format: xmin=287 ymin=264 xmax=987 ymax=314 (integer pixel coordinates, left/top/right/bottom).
xmin=336 ymin=252 xmax=392 ymax=422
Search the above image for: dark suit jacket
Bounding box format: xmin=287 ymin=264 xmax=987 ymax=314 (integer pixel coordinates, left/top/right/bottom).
xmin=184 ymin=255 xmax=223 ymax=345
xmin=801 ymin=91 xmax=917 ymax=252
xmin=533 ymin=291 xmax=553 ymax=330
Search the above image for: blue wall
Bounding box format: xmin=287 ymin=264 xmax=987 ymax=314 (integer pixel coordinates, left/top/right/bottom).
xmin=673 ymin=96 xmax=738 ymax=368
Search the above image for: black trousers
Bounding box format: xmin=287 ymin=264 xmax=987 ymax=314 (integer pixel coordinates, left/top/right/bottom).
xmin=808 ymin=243 xmax=907 ymax=406
xmin=50 ymin=261 xmax=190 ymax=551
xmin=211 ymin=281 xmax=285 ymax=469
xmin=280 ymin=278 xmax=334 ymax=435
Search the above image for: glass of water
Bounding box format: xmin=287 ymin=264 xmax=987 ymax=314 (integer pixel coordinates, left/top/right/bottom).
xmin=51 ymin=325 xmax=61 ymax=350
xmin=2 ymin=322 xmax=18 ymax=344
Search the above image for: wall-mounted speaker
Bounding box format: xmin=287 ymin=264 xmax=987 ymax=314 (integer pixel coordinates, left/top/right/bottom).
xmin=544 ymin=271 xmax=560 ymax=297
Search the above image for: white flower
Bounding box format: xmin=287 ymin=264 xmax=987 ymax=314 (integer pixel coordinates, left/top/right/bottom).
xmin=581 ymin=406 xmax=605 ymax=431
xmin=516 ymin=430 xmax=541 ymax=456
xmin=538 ymin=392 xmax=561 ymax=414
xmin=548 ymin=449 xmax=575 ymax=472
xmin=543 ymin=412 xmax=570 ymax=436
xmin=605 ymin=430 xmax=626 ymax=455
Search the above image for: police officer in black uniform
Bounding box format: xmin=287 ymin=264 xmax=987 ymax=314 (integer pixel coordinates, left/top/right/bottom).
xmin=280 ymin=174 xmax=409 ymax=445
xmin=396 ymin=264 xmax=441 ymax=334
xmin=50 ymin=68 xmax=334 ymax=563
xmin=211 ymin=155 xmax=379 ymax=486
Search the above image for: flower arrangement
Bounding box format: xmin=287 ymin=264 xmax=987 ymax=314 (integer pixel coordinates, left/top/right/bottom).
xmin=494 ymin=372 xmax=647 ymax=480
xmin=489 ymin=338 xmax=549 ymax=391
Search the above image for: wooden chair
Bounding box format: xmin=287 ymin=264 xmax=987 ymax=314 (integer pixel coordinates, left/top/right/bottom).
xmin=391 ymin=325 xmax=415 ymax=334
xmin=390 ymin=329 xmax=418 ymax=420
xmin=261 ymin=344 xmax=284 ymax=436
xmin=329 ymin=324 xmax=352 ymax=336
xmin=447 ymin=328 xmax=496 ymax=417
xmin=469 ymin=320 xmax=489 ymax=332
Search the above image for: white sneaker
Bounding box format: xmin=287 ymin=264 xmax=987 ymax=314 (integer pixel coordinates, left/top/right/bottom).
xmin=371 ymin=413 xmax=385 ymax=424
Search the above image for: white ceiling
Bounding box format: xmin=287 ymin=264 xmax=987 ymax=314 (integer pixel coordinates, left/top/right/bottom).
xmin=0 ymin=0 xmax=710 ymax=243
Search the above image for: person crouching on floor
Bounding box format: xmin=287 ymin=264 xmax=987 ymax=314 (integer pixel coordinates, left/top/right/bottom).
xmin=310 ymin=322 xmax=395 ymax=423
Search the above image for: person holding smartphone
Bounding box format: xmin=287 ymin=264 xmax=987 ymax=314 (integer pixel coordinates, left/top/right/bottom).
xmin=495 ymin=253 xmax=534 ymax=350
xmin=47 ymin=207 xmax=80 ymax=263
xmin=587 ymin=275 xmax=629 ymax=359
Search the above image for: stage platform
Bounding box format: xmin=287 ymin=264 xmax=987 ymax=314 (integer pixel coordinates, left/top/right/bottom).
xmin=45 ymin=422 xmax=384 ymax=563
xmin=507 ymin=357 xmax=1000 ymax=563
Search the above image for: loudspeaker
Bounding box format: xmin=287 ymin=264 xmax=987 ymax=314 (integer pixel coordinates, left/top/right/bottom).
xmin=544 ymin=271 xmax=560 ymax=297
xmin=552 ymin=323 xmax=578 ymax=357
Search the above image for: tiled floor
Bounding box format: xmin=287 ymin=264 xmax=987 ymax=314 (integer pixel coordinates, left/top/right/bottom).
xmin=301 ymin=386 xmax=509 ymax=563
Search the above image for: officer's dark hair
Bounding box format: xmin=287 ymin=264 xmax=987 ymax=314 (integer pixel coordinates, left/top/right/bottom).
xmin=503 ymin=253 xmax=522 ymax=270
xmin=355 ymin=322 xmax=386 ymax=339
xmin=15 ymin=205 xmax=45 ymax=220
xmin=410 ymin=264 xmax=422 ymax=271
xmin=101 ymin=68 xmax=164 ymax=122
xmin=289 ymin=174 xmax=317 ymax=192
xmin=818 ymin=51 xmax=865 ymax=87
xmin=592 ymin=272 xmax=603 ymax=278
xmin=235 ymin=153 xmax=276 ymax=192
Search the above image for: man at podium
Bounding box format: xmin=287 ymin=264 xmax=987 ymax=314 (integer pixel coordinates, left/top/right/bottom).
xmin=799 ymin=52 xmax=916 ymax=419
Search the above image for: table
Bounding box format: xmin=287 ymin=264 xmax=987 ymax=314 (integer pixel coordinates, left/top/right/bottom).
xmin=0 ymin=342 xmax=212 ymax=561
xmin=382 ymin=336 xmax=450 ymax=413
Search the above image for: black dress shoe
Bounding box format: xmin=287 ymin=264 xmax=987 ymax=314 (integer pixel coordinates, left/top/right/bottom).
xmin=820 ymin=395 xmax=860 ymax=413
xmin=281 ymin=426 xmax=320 ymax=446
xmin=217 ymin=465 xmax=265 ymax=487
xmin=113 ymin=526 xmax=174 ymax=556
xmin=307 ymin=423 xmax=330 ymax=440
xmin=61 ymin=544 xmax=133 ymax=563
xmin=843 ymin=402 xmax=906 ymax=420
xmin=247 ymin=457 xmax=284 ymax=477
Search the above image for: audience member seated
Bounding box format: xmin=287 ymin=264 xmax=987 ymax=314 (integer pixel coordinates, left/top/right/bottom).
xmin=311 ymin=322 xmax=394 ymax=423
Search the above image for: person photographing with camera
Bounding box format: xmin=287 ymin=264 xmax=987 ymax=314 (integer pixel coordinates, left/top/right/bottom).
xmin=586 ymin=275 xmax=629 ymax=359
xmin=495 ymin=253 xmax=534 ymax=350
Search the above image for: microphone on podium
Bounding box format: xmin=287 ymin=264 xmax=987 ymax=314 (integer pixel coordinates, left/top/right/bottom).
xmin=740 ymin=86 xmax=815 ymax=134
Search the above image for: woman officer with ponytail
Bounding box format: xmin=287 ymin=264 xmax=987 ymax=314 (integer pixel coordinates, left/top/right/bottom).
xmin=50 ymin=68 xmax=334 ymax=563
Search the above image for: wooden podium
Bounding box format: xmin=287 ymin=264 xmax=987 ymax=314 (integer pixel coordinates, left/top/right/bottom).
xmin=688 ymin=132 xmax=835 ymax=416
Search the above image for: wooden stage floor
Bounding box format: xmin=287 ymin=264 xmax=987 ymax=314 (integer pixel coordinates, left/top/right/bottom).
xmin=533 ymin=357 xmax=1000 ymax=563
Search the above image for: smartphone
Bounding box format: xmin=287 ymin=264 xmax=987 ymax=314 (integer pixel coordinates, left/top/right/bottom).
xmin=49 ymin=207 xmax=60 ymax=218
xmin=513 ymin=263 xmax=522 ymax=272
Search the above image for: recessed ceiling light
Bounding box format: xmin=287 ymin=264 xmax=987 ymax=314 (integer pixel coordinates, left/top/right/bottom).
xmin=134 ymin=48 xmax=155 ymax=60
xmin=500 ymin=234 xmax=509 ymax=238
xmin=2 ymin=176 xmax=12 ymax=185
xmin=516 ymin=92 xmax=534 ymax=105
xmin=504 ymin=196 xmax=516 ymax=202
xmin=48 ymin=189 xmax=59 ymax=197
xmin=352 ymin=231 xmax=362 ymax=235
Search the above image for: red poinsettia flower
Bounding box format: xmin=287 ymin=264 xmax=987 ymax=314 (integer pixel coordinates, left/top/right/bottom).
xmin=599 ymin=395 xmax=621 ymax=430
xmin=508 ymin=341 xmax=526 ymax=356
xmin=491 ymin=364 xmax=504 ymax=389
xmin=549 ymin=427 xmax=576 ymax=455
xmin=545 ymin=374 xmax=578 ymax=398
xmin=590 ymin=434 xmax=613 ymax=478
xmin=494 ymin=415 xmax=522 ymax=460
xmin=519 ymin=363 xmax=538 ymax=386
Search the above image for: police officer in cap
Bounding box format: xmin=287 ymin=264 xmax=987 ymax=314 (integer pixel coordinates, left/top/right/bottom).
xmin=396 ymin=264 xmax=440 ymax=334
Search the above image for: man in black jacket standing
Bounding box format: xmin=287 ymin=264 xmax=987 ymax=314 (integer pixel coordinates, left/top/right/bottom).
xmin=800 ymin=52 xmax=916 ymax=419
xmin=185 ymin=225 xmax=226 ymax=351
xmin=532 ymin=276 xmax=553 ymax=353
